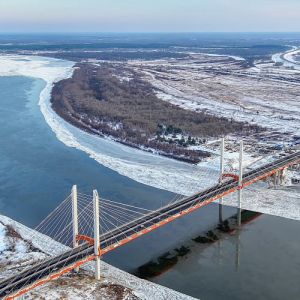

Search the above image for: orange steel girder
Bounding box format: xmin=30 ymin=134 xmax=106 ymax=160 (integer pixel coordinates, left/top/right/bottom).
xmin=5 ymin=255 xmax=96 ymax=300
xmin=222 ymin=173 xmax=239 ymax=181
xmin=76 ymin=234 xmax=95 ymax=246
xmin=6 ymin=157 xmax=300 ymax=300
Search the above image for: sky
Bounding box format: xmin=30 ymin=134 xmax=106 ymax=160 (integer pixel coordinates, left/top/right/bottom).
xmin=0 ymin=0 xmax=300 ymax=33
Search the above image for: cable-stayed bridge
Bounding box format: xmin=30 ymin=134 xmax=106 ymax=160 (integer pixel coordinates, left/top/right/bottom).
xmin=1 ymin=142 xmax=299 ymax=299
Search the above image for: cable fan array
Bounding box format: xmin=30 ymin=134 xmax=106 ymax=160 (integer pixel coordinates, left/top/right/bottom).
xmin=77 ymin=192 xmax=157 ymax=250
xmin=32 ymin=191 xmax=167 ymax=253
xmin=1 ymin=190 xmax=190 ymax=298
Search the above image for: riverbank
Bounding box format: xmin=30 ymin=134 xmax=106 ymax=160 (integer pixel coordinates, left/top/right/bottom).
xmin=0 ymin=214 xmax=195 ymax=300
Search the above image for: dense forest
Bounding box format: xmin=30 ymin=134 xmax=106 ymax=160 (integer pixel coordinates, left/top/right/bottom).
xmin=51 ymin=63 xmax=261 ymax=163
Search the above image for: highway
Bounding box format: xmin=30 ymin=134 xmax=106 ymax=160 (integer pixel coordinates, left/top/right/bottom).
xmin=1 ymin=151 xmax=299 ymax=299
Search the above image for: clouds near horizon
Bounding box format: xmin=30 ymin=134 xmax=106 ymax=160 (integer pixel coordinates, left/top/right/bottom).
xmin=0 ymin=0 xmax=299 ymax=32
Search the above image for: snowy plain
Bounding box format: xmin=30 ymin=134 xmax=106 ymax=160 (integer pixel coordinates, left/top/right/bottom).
xmin=129 ymin=50 xmax=300 ymax=137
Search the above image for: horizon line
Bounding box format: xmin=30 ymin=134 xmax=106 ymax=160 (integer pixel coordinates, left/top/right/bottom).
xmin=0 ymin=31 xmax=300 ymax=35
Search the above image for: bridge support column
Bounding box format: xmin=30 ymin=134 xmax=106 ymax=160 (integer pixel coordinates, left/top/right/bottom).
xmin=235 ymin=228 xmax=241 ymax=270
xmin=274 ymin=171 xmax=278 ymax=188
xmin=72 ymin=185 xmax=79 ymax=272
xmin=275 ymin=168 xmax=286 ymax=187
xmin=237 ymin=140 xmax=243 ymax=227
xmin=219 ymin=138 xmax=225 ymax=224
xmin=93 ymin=189 xmax=101 ymax=281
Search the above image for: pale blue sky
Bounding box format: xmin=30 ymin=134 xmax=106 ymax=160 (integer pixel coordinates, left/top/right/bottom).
xmin=0 ymin=0 xmax=300 ymax=32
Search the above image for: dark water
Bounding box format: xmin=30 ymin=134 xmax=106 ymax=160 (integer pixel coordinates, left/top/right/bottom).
xmin=153 ymin=215 xmax=300 ymax=300
xmin=0 ymin=75 xmax=299 ymax=299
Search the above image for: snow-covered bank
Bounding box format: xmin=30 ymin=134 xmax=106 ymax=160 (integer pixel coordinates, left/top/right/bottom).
xmin=198 ymin=52 xmax=245 ymax=61
xmin=282 ymin=48 xmax=300 ymax=65
xmin=0 ymin=215 xmax=194 ymax=299
xmin=224 ymin=184 xmax=300 ymax=221
xmin=272 ymin=46 xmax=300 ymax=70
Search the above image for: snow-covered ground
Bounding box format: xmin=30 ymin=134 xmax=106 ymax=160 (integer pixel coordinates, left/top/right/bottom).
xmin=272 ymin=46 xmax=300 ymax=70
xmin=0 ymin=215 xmax=195 ymax=300
xmin=224 ymin=183 xmax=300 ymax=221
xmin=125 ymin=51 xmax=300 ymax=137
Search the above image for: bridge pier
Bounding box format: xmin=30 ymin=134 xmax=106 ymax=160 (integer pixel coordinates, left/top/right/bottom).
xmin=235 ymin=228 xmax=241 ymax=271
xmin=237 ymin=140 xmax=243 ymax=227
xmin=93 ymin=189 xmax=101 ymax=281
xmin=268 ymin=167 xmax=288 ymax=188
xmin=279 ymin=167 xmax=287 ymax=186
xmin=219 ymin=138 xmax=225 ymax=224
xmin=72 ymin=185 xmax=79 ymax=272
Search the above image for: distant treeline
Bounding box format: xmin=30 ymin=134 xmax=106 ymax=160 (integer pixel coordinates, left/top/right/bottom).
xmin=45 ymin=51 xmax=188 ymax=62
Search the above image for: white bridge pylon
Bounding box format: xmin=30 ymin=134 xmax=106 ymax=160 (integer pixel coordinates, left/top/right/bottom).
xmin=71 ymin=185 xmax=79 ymax=272
xmin=71 ymin=187 xmax=101 ymax=280
xmin=93 ymin=189 xmax=101 ymax=280
xmin=219 ymin=138 xmax=244 ymax=226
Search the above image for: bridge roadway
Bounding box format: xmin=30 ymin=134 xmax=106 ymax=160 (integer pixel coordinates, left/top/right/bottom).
xmin=1 ymin=151 xmax=299 ymax=299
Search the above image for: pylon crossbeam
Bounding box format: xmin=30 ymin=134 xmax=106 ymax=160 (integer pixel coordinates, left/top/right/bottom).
xmin=76 ymin=234 xmax=94 ymax=246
